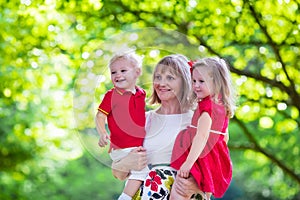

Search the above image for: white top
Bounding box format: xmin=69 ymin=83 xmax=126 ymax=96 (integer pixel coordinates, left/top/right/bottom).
xmin=143 ymin=110 xmax=193 ymax=166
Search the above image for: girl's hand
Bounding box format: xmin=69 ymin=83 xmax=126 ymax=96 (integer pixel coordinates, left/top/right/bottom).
xmin=98 ymin=133 xmax=110 ymax=147
xmin=178 ymin=162 xmax=192 ymax=178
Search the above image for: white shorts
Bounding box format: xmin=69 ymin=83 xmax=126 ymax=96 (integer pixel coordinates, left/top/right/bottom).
xmin=110 ymin=147 xmax=149 ymax=181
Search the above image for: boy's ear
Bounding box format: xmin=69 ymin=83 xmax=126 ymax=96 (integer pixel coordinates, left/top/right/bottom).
xmin=136 ymin=67 xmax=142 ymax=76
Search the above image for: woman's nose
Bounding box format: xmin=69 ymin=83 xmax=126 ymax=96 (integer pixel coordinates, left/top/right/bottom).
xmin=156 ymin=79 xmax=166 ymax=86
xmin=161 ymin=77 xmax=169 ymax=84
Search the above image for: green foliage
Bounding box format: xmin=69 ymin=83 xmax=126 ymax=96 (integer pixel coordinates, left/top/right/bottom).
xmin=0 ymin=0 xmax=299 ymax=199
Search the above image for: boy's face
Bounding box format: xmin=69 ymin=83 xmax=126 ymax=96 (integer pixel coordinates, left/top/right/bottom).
xmin=109 ymin=58 xmax=141 ymax=91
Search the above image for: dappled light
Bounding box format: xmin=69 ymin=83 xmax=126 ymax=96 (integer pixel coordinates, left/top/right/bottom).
xmin=1 ymin=0 xmax=299 ymax=199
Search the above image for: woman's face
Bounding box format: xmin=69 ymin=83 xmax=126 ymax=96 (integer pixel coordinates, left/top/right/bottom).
xmin=153 ymin=66 xmax=183 ymax=102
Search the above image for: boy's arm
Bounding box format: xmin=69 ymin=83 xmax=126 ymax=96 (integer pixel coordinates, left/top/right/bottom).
xmin=95 ymin=111 xmax=110 ymax=147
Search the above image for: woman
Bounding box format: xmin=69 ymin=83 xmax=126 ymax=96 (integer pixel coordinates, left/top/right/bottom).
xmin=109 ymin=54 xmax=201 ymax=199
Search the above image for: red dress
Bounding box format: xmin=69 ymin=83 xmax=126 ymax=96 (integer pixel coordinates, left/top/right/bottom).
xmin=170 ymin=97 xmax=232 ymax=198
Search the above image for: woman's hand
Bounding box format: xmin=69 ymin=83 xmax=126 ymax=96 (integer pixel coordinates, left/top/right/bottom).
xmin=112 ymin=146 xmax=147 ymax=180
xmin=172 ymin=174 xmax=200 ymax=197
xmin=125 ymin=146 xmax=147 ymax=171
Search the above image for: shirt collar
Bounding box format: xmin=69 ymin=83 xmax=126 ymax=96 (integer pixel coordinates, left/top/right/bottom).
xmin=115 ymin=87 xmax=137 ymax=95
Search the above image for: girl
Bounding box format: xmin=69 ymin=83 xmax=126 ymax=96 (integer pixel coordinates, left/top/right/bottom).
xmin=170 ymin=57 xmax=236 ymax=200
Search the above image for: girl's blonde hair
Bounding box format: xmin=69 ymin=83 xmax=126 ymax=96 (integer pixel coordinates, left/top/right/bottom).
xmin=193 ymin=57 xmax=236 ymax=117
xmin=149 ymin=54 xmax=194 ymax=112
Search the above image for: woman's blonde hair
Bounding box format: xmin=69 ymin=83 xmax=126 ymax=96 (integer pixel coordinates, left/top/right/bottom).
xmin=192 ymin=57 xmax=236 ymax=117
xmin=149 ymin=54 xmax=194 ymax=112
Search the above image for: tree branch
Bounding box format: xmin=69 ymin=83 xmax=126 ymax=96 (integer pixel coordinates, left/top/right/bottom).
xmin=233 ymin=117 xmax=300 ymax=185
xmin=245 ymin=0 xmax=300 ymax=109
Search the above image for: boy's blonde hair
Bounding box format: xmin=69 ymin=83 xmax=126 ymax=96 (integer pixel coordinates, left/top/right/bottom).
xmin=193 ymin=57 xmax=236 ymax=117
xmin=109 ymin=52 xmax=143 ymax=69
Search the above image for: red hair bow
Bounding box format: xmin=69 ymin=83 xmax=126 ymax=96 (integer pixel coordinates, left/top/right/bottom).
xmin=188 ymin=60 xmax=195 ymax=74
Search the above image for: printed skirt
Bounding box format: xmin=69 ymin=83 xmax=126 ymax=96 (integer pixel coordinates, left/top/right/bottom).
xmin=132 ymin=166 xmax=175 ymax=200
xmin=132 ymin=166 xmax=203 ymax=200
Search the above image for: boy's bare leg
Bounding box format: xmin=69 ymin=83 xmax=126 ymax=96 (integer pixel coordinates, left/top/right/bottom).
xmin=122 ymin=179 xmax=142 ymax=198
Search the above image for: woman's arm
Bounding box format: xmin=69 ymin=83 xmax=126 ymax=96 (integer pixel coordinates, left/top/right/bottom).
xmin=111 ymin=146 xmax=147 ymax=180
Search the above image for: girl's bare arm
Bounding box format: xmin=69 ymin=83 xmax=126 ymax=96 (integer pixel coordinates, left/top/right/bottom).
xmin=178 ymin=112 xmax=212 ymax=177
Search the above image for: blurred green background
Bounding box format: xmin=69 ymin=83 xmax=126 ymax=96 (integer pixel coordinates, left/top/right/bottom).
xmin=1 ymin=0 xmax=299 ymax=199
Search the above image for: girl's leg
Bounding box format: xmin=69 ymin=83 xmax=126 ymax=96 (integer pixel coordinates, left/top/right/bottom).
xmin=198 ymin=192 xmax=211 ymax=200
xmin=205 ymin=192 xmax=212 ymax=200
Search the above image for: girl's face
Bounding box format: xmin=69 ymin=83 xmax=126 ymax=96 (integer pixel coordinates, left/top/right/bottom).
xmin=110 ymin=58 xmax=140 ymax=91
xmin=192 ymin=67 xmax=213 ymax=100
xmin=153 ymin=66 xmax=183 ymax=102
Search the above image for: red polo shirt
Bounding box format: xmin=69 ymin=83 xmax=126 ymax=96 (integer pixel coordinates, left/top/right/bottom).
xmin=98 ymin=86 xmax=146 ymax=152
